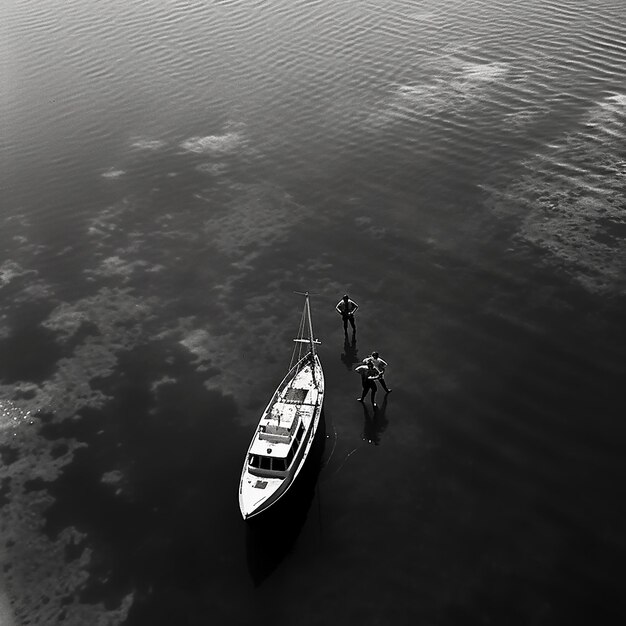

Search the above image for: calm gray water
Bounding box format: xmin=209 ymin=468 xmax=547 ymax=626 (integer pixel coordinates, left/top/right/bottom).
xmin=2 ymin=0 xmax=626 ymax=624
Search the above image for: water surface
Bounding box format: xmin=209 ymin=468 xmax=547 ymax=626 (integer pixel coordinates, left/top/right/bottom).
xmin=1 ymin=0 xmax=625 ymax=624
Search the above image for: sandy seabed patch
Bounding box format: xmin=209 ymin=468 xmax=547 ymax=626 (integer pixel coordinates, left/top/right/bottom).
xmin=0 ymin=285 xmax=165 ymax=624
xmin=488 ymin=95 xmax=626 ymax=295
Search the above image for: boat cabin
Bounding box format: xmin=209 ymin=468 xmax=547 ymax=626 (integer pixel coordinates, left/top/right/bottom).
xmin=247 ymin=387 xmax=311 ymax=478
xmin=248 ymin=419 xmax=305 ymax=476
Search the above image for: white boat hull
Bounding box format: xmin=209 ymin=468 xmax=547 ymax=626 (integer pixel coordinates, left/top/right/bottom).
xmin=239 ymin=353 xmax=324 ymax=520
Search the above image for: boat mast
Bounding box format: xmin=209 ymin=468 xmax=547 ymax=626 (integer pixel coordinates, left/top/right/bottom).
xmin=303 ymin=292 xmax=319 ymax=388
xmin=293 ymin=291 xmax=320 ymax=366
xmin=304 ymin=292 xmax=316 ymax=357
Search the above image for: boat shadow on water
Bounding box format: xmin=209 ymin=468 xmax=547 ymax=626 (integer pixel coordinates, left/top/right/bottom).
xmin=245 ymin=410 xmax=326 ymax=586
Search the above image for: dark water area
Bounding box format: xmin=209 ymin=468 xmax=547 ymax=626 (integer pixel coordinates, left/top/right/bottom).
xmin=2 ymin=0 xmax=626 ymax=624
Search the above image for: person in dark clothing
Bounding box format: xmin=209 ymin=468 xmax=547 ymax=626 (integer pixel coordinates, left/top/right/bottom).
xmin=355 ymin=360 xmax=380 ymax=408
xmin=335 ymin=294 xmax=359 ymax=335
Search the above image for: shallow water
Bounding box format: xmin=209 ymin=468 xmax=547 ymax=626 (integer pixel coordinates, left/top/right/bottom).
xmin=2 ymin=0 xmax=626 ymax=624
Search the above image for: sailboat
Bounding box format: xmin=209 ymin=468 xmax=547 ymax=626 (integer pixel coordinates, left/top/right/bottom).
xmin=238 ymin=292 xmax=324 ymax=520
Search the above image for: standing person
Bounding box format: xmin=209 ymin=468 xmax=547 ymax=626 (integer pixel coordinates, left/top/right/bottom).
xmin=355 ymin=360 xmax=380 ymax=408
xmin=335 ymin=294 xmax=359 ymax=335
xmin=364 ymin=351 xmax=392 ymax=393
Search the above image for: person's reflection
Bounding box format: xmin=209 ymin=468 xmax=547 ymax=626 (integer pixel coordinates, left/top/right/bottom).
xmin=340 ymin=333 xmax=359 ymax=370
xmin=361 ymin=395 xmax=389 ymax=446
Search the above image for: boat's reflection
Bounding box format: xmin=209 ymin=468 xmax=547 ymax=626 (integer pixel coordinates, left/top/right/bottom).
xmin=245 ymin=412 xmax=326 ymax=585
